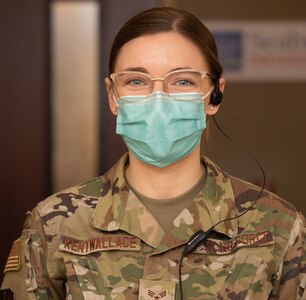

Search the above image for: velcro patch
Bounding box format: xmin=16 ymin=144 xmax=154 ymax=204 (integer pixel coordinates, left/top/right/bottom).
xmin=4 ymin=240 xmax=21 ymax=273
xmin=195 ymin=230 xmax=274 ymax=255
xmin=59 ymin=235 xmax=141 ymax=255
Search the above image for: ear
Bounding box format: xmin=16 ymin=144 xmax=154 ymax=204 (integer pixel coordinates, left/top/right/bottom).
xmin=205 ymin=77 xmax=225 ymax=116
xmin=105 ymin=77 xmax=118 ymax=116
xmin=219 ymin=77 xmax=225 ymax=93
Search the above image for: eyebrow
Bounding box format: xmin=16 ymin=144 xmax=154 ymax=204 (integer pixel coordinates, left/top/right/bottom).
xmin=121 ymin=67 xmax=193 ymax=74
xmin=122 ymin=67 xmax=148 ymax=73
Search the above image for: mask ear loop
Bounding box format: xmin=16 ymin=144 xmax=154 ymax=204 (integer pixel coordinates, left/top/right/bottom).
xmin=112 ymin=93 xmax=119 ymax=107
xmin=110 ymin=80 xmax=120 ymax=107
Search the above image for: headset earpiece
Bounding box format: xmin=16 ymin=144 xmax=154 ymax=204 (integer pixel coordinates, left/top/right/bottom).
xmin=209 ymin=80 xmax=223 ymax=106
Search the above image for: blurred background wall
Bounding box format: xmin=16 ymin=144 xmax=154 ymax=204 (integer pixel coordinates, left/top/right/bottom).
xmin=0 ymin=0 xmax=50 ymax=284
xmin=0 ymin=0 xmax=305 ymax=283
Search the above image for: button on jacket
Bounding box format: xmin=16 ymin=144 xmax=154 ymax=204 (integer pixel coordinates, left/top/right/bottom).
xmin=1 ymin=154 xmax=306 ymax=299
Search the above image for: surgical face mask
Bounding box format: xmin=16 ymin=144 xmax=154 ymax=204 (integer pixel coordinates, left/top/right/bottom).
xmin=116 ymin=92 xmax=207 ymax=168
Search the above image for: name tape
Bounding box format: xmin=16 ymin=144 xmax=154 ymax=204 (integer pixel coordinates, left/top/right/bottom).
xmin=195 ymin=230 xmax=274 ymax=255
xmin=59 ymin=235 xmax=141 ymax=255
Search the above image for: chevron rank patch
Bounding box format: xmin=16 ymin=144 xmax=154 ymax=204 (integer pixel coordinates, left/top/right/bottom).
xmin=139 ymin=279 xmax=175 ymax=300
xmin=4 ymin=239 xmax=21 ymax=273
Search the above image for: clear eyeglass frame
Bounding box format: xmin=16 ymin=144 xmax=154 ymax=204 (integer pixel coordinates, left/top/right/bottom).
xmin=109 ymin=68 xmax=214 ymax=101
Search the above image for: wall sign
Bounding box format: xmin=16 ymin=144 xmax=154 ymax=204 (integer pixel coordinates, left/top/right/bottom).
xmin=205 ymin=21 xmax=306 ymax=82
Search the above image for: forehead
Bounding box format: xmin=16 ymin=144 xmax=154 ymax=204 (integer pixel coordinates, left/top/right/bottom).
xmin=114 ymin=32 xmax=209 ymax=74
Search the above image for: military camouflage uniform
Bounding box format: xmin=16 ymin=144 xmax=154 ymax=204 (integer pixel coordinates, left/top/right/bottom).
xmin=1 ymin=154 xmax=306 ymax=299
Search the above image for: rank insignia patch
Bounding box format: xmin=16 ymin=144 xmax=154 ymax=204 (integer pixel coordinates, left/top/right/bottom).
xmin=139 ymin=279 xmax=175 ymax=300
xmin=4 ymin=240 xmax=21 ymax=273
xmin=148 ymin=289 xmax=167 ymax=299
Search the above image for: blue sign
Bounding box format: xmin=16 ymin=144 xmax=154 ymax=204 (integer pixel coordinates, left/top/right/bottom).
xmin=212 ymin=31 xmax=243 ymax=72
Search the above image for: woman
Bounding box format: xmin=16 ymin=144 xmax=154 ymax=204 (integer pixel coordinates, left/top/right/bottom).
xmin=1 ymin=7 xmax=305 ymax=300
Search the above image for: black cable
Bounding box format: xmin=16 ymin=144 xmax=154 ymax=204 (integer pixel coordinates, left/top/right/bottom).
xmin=178 ymin=255 xmax=184 ymax=300
xmin=178 ymin=115 xmax=266 ymax=300
xmin=212 ymin=115 xmax=266 ymax=209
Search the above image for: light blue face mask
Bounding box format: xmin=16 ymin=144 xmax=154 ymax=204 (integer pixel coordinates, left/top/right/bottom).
xmin=116 ymin=92 xmax=206 ymax=168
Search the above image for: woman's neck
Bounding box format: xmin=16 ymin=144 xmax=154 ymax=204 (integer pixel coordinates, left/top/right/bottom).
xmin=126 ymin=146 xmax=204 ymax=199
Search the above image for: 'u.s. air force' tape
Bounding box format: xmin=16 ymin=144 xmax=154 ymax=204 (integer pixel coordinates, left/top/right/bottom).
xmin=195 ymin=230 xmax=274 ymax=255
xmin=59 ymin=235 xmax=141 ymax=255
xmin=4 ymin=240 xmax=21 ymax=273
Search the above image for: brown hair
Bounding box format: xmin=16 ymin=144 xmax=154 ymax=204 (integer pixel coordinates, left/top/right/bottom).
xmin=109 ymin=7 xmax=223 ymax=79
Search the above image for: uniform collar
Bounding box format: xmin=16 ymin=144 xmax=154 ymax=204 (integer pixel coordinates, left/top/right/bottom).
xmin=92 ymin=154 xmax=238 ymax=251
xmin=201 ymin=157 xmax=238 ymax=238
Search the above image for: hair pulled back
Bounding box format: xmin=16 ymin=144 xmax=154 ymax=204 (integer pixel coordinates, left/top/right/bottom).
xmin=109 ymin=7 xmax=223 ymax=79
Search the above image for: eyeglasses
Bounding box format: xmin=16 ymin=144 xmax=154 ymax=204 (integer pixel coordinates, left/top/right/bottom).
xmin=109 ymin=69 xmax=213 ymax=101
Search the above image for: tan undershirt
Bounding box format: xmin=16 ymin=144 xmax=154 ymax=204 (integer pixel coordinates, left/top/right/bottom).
xmin=124 ymin=166 xmax=206 ymax=231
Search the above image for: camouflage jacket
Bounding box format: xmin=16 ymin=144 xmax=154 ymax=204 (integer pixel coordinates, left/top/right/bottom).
xmin=1 ymin=154 xmax=306 ymax=300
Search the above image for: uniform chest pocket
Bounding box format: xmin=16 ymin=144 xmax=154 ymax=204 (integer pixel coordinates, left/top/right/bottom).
xmin=65 ymin=257 xmax=109 ymax=299
xmin=217 ymin=253 xmax=273 ymax=300
xmin=64 ymin=256 xmax=140 ymax=300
